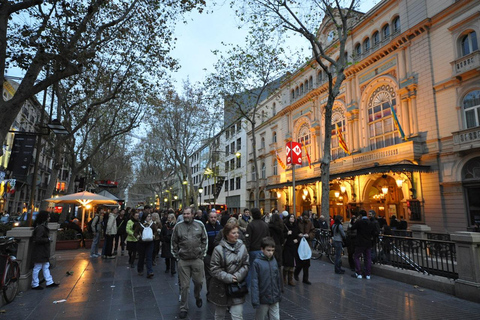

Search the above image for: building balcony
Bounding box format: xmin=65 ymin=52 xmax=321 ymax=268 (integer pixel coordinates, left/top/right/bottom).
xmin=451 ymin=50 xmax=480 ymax=77
xmin=452 ymin=126 xmax=480 ymax=152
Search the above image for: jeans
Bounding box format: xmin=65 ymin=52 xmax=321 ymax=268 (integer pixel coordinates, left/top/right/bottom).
xmin=215 ymin=304 xmax=243 ymax=320
xmin=114 ymin=233 xmax=126 ymax=252
xmin=333 ymin=240 xmax=343 ymax=273
xmin=178 ymin=258 xmax=204 ymax=312
xmin=31 ymin=262 xmax=53 ymax=287
xmin=90 ymin=232 xmax=101 ymax=255
xmin=105 ymin=234 xmax=115 ymax=256
xmin=137 ymin=241 xmax=154 ymax=275
xmin=255 ymin=302 xmax=280 ymax=320
xmin=354 ymin=246 xmax=372 ymax=276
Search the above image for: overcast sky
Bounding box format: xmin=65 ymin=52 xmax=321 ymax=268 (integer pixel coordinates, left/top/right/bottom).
xmin=169 ymin=0 xmax=380 ymax=90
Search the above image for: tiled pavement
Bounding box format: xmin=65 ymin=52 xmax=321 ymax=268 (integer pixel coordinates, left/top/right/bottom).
xmin=1 ymin=249 xmax=480 ymax=320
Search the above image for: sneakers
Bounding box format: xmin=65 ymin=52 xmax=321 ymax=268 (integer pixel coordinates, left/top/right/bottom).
xmin=352 ymin=273 xmax=362 ymax=279
xmin=147 ymin=273 xmax=154 ymax=279
xmin=90 ymin=254 xmax=99 ymax=258
xmin=303 ymin=280 xmax=312 ymax=285
xmin=107 ymin=256 xmax=116 ymax=259
xmin=366 ymin=275 xmax=371 ymax=280
xmin=46 ymin=282 xmax=60 ymax=288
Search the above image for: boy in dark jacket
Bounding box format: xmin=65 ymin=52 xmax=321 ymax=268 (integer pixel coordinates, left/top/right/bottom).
xmin=251 ymin=237 xmax=282 ymax=320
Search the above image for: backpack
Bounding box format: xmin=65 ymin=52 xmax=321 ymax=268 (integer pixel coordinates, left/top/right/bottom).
xmin=87 ymin=217 xmax=97 ymax=234
xmin=140 ymin=222 xmax=153 ymax=241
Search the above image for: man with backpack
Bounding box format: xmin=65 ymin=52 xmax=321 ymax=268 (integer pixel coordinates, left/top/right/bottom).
xmin=89 ymin=208 xmax=104 ymax=258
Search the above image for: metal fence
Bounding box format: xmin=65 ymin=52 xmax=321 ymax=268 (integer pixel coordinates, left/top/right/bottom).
xmin=374 ymin=234 xmax=458 ymax=279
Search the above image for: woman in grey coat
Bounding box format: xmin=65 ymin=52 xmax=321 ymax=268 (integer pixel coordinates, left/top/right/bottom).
xmin=208 ymin=219 xmax=249 ymax=320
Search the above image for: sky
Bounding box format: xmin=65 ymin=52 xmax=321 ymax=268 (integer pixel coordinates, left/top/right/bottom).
xmin=169 ymin=0 xmax=380 ymax=90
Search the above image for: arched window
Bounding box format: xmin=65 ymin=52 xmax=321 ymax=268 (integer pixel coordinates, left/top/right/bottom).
xmin=461 ymin=31 xmax=478 ymax=56
xmin=462 ymin=157 xmax=480 ymax=227
xmin=295 ymin=87 xmax=299 ymax=97
xmin=393 ymin=16 xmax=400 ymax=33
xmin=291 ymin=89 xmax=295 ymax=100
xmin=309 ymin=76 xmax=313 ymax=89
xmin=251 ymin=166 xmax=256 ymax=181
xmin=373 ymin=31 xmax=380 ymax=47
xmin=273 ymin=159 xmax=278 ymax=175
xmin=261 ymin=137 xmax=265 ymax=149
xmin=261 ymin=162 xmax=266 ymax=179
xmin=305 ymin=80 xmax=309 ymax=92
xmin=363 ymin=38 xmax=370 ymax=53
xmin=331 ymin=117 xmax=347 ymax=160
xmin=298 ymin=124 xmax=311 ymax=168
xmin=272 ymin=131 xmax=277 ymax=143
xmin=355 ymin=43 xmax=361 ymax=57
xmin=368 ymin=85 xmax=399 ymax=150
xmin=300 ymin=83 xmax=304 ymax=94
xmin=382 ymin=24 xmax=390 ymax=40
xmin=464 ymin=90 xmax=480 ymax=128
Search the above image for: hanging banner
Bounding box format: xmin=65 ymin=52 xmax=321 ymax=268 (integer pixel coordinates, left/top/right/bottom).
xmin=286 ymin=142 xmax=302 ymax=165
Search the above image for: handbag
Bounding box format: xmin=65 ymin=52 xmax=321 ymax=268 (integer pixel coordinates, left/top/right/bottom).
xmin=298 ymin=237 xmax=312 ymax=260
xmin=222 ymin=247 xmax=248 ymax=298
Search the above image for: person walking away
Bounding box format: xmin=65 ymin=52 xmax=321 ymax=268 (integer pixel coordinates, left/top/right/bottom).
xmin=294 ymin=210 xmax=315 ymax=285
xmin=160 ymin=213 xmax=177 ymax=275
xmin=113 ymin=209 xmax=127 ymax=256
xmin=332 ymin=215 xmax=346 ymax=274
xmin=204 ymin=210 xmax=223 ymax=293
xmin=104 ymin=208 xmax=118 ymax=259
xmin=31 ymin=211 xmax=59 ymax=290
xmin=171 ymin=207 xmax=208 ymax=319
xmin=126 ymin=211 xmax=139 ymax=268
xmin=135 ymin=212 xmax=157 ymax=278
xmin=283 ymin=214 xmax=299 ymax=286
xmin=90 ymin=209 xmax=103 ymax=258
xmin=245 ymin=208 xmax=269 ymax=285
xmin=268 ymin=214 xmax=285 ymax=289
xmin=251 ymin=237 xmax=282 ymax=320
xmin=152 ymin=212 xmax=162 ymax=266
xmin=208 ymin=219 xmax=249 ymax=320
xmin=351 ymin=210 xmax=376 ymax=279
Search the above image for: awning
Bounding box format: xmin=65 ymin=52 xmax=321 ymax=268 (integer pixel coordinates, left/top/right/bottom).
xmin=266 ymin=163 xmax=431 ymax=190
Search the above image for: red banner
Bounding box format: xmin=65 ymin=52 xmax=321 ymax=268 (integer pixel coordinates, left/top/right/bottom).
xmin=286 ymin=142 xmax=302 ymax=165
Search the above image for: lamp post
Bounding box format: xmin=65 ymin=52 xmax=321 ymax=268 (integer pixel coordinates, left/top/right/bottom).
xmin=198 ymin=187 xmax=203 ymax=205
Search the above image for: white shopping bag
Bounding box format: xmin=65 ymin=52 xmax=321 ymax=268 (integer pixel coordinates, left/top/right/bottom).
xmin=298 ymin=237 xmax=312 ymax=260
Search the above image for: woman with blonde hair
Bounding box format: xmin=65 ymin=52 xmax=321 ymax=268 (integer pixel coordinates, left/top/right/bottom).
xmin=152 ymin=212 xmax=162 ymax=266
xmin=208 ymin=218 xmax=249 ymax=320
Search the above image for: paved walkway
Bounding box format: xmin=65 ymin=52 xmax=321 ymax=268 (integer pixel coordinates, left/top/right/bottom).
xmin=1 ymin=249 xmax=479 ymax=320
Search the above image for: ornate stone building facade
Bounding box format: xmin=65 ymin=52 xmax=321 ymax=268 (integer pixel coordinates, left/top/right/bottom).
xmin=246 ymin=0 xmax=480 ymax=233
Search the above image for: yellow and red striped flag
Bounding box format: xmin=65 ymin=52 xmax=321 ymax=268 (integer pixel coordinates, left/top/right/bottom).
xmin=336 ymin=123 xmax=351 ymax=155
xmin=276 ymin=151 xmax=286 ymax=170
xmin=302 ymin=142 xmax=312 ymax=169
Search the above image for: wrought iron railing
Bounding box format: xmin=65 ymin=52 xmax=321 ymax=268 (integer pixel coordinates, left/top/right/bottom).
xmin=374 ymin=235 xmax=457 ymax=279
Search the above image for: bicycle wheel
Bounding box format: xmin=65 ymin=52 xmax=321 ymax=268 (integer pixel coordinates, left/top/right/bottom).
xmin=326 ymin=241 xmax=335 ymax=264
xmin=311 ymin=239 xmax=322 ymax=260
xmin=3 ymin=260 xmax=20 ymax=303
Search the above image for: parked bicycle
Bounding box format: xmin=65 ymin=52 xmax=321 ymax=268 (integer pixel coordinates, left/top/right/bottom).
xmin=311 ymin=229 xmax=335 ymax=263
xmin=0 ymin=236 xmax=20 ymax=303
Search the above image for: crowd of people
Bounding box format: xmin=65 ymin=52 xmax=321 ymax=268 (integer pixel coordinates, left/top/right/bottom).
xmin=34 ymin=205 xmax=409 ymax=319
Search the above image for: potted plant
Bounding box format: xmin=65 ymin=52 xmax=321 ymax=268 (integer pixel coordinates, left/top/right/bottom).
xmin=55 ymin=228 xmax=81 ymax=250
